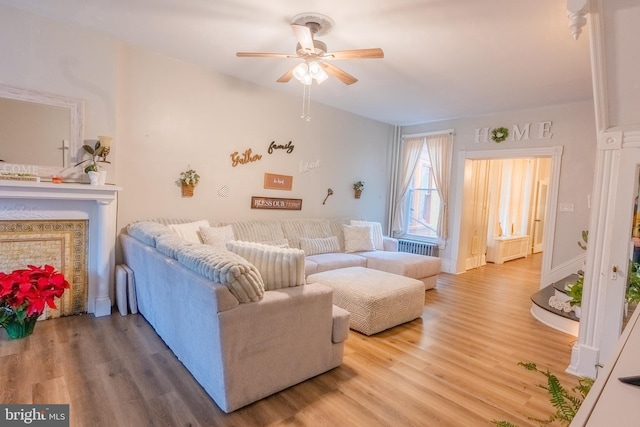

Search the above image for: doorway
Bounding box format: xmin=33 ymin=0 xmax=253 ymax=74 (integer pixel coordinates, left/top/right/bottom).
xmin=462 ymin=157 xmax=551 ymax=269
xmin=448 ymin=146 xmax=563 ymax=286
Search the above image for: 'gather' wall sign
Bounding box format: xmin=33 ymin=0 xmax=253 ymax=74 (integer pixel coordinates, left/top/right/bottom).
xmin=230 ymin=148 xmax=262 ymax=167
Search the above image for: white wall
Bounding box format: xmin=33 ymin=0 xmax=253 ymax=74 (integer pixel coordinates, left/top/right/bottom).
xmin=402 ymin=101 xmax=597 ymax=274
xmin=0 ymin=6 xmax=117 ymax=142
xmin=0 ymin=5 xmax=394 ymax=232
xmin=116 ymin=45 xmax=393 ymax=228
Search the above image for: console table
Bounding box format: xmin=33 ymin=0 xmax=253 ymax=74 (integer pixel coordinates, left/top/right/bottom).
xmin=572 ymin=305 xmax=640 ymax=425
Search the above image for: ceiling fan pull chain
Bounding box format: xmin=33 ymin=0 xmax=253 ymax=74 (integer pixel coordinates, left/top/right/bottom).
xmin=305 ymin=84 xmax=311 ymax=121
xmin=301 ymin=83 xmax=312 ymax=121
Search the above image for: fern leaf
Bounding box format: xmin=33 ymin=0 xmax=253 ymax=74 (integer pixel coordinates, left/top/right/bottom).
xmin=547 ymin=372 xmax=576 ymax=421
xmin=491 ymin=420 xmax=520 ymax=427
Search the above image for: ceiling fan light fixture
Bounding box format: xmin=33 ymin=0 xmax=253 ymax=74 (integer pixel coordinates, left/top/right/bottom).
xmin=308 ymin=60 xmax=322 ymax=77
xmin=301 ymin=74 xmax=313 ymax=85
xmin=293 ymin=62 xmax=309 ymax=81
xmin=314 ymin=68 xmax=329 ymax=84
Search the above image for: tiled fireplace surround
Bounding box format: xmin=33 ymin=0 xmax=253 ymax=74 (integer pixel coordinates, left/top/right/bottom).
xmin=0 ymin=181 xmax=120 ymax=317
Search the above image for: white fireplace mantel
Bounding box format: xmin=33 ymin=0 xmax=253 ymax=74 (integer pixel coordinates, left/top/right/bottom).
xmin=0 ymin=181 xmax=122 ymax=317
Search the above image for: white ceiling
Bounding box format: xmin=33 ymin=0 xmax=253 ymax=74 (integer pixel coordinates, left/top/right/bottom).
xmin=0 ymin=0 xmax=593 ymax=126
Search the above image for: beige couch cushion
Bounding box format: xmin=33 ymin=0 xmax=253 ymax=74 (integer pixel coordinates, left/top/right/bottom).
xmin=350 ymin=220 xmax=384 ymax=250
xmin=168 ymin=219 xmax=211 ymax=243
xmin=343 ymin=224 xmax=375 ymax=253
xmin=227 ymin=240 xmax=306 ymax=290
xmin=282 ymin=219 xmax=333 ymax=249
xmin=300 ymin=236 xmax=341 ymax=256
xmin=231 ymin=220 xmax=286 ymax=242
xmin=305 ymin=252 xmax=367 ymax=273
xmin=200 ymin=225 xmax=236 ymax=249
xmin=359 ymin=251 xmax=441 ymax=283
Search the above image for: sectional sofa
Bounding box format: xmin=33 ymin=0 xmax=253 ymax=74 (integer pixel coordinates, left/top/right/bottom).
xmin=120 ymin=217 xmax=441 ymax=412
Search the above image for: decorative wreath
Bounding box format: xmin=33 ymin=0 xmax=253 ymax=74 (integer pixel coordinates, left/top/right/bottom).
xmin=491 ymin=127 xmax=509 ymax=143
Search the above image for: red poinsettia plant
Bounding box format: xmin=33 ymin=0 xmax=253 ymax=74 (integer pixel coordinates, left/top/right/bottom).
xmin=0 ymin=265 xmax=70 ymax=327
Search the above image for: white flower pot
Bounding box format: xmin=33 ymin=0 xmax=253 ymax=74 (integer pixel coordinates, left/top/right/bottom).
xmin=573 ymin=306 xmax=581 ymax=319
xmin=88 ymin=171 xmax=100 ymax=186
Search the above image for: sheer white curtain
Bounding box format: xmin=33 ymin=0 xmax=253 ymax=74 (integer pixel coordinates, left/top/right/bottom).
xmin=426 ymin=133 xmax=453 ymax=248
xmin=391 ymin=137 xmax=425 ymax=235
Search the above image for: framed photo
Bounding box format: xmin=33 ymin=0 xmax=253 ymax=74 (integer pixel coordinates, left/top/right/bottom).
xmin=251 ymin=196 xmax=302 ymax=210
xmin=264 ymin=173 xmax=293 ymax=191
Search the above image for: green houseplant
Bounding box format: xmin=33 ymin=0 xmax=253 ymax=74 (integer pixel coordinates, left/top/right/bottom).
xmin=74 ymin=137 xmax=112 ymax=185
xmin=74 ymin=137 xmax=111 ymax=173
xmin=179 ymin=167 xmax=200 ymax=197
xmin=492 ymin=362 xmax=593 ymax=427
xmin=353 ymin=181 xmax=364 ymax=199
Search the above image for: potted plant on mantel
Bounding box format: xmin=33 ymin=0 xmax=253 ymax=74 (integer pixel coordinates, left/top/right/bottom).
xmin=179 ymin=167 xmax=200 ymax=197
xmin=74 ymin=136 xmax=112 ymax=185
xmin=353 ymin=181 xmax=364 ymax=199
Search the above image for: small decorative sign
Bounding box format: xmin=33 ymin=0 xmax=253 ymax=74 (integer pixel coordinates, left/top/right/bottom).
xmin=251 ymin=196 xmax=302 ymax=210
xmin=299 ymin=159 xmax=321 ymax=173
xmin=264 ymin=173 xmax=293 ymax=191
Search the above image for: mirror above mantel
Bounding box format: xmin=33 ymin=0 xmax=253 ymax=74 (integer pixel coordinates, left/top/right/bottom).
xmin=0 ymin=84 xmax=84 ymax=180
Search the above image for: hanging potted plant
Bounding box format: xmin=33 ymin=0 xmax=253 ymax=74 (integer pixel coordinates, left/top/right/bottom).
xmin=179 ymin=167 xmax=200 ymax=197
xmin=353 ymin=181 xmax=364 ymax=199
xmin=74 ymin=136 xmax=112 ymax=185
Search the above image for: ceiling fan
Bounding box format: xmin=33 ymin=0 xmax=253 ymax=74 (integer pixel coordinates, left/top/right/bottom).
xmin=236 ymin=13 xmax=384 ymax=86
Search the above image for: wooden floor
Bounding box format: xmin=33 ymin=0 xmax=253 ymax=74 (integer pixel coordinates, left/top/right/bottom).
xmin=1 ymin=254 xmax=579 ymax=427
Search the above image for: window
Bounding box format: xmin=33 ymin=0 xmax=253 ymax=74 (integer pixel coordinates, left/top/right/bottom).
xmin=405 ymin=146 xmax=441 ymax=240
xmin=391 ymin=130 xmax=452 ymax=248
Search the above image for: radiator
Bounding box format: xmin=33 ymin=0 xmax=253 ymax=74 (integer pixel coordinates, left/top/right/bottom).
xmin=397 ymin=239 xmax=439 ymax=257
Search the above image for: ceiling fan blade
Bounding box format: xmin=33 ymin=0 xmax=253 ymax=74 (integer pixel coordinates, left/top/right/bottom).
xmin=321 ymin=62 xmax=358 ymax=85
xmin=236 ymin=52 xmax=296 ymax=58
xmin=276 ymin=65 xmax=297 ymax=83
xmin=291 ymin=24 xmax=315 ymax=53
xmin=325 ymin=48 xmax=384 ymax=60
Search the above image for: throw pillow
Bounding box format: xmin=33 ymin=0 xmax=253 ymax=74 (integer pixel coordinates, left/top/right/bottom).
xmin=299 ymin=236 xmax=341 ymax=256
xmin=227 ymin=240 xmax=305 ymax=290
xmin=167 ymin=219 xmax=210 ymax=243
xmin=343 ymin=224 xmax=375 ymax=253
xmin=350 ymin=220 xmax=384 ymax=250
xmin=200 ymin=225 xmax=236 ymax=249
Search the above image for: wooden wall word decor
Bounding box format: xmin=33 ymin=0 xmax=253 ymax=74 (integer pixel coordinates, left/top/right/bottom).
xmin=264 ymin=173 xmax=293 ymax=191
xmin=267 ymin=140 xmax=294 ymax=154
xmin=251 ymin=196 xmax=302 ymax=210
xmin=231 ymin=148 xmax=262 ymax=167
xmin=474 ymin=121 xmax=553 ymax=143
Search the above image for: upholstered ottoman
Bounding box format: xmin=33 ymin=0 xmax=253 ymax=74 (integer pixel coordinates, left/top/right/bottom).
xmin=307 ymin=267 xmax=425 ymax=336
xmin=358 ymin=251 xmax=441 ymax=290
